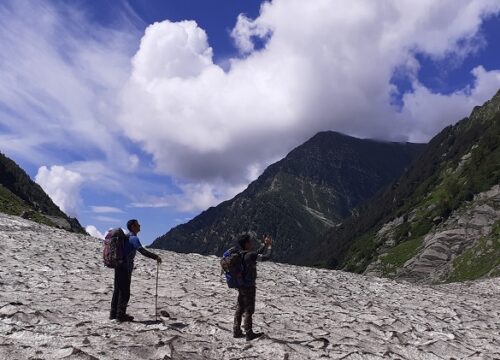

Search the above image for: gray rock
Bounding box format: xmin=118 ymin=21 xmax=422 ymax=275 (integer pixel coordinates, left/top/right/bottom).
xmin=395 ymin=185 xmax=500 ymax=283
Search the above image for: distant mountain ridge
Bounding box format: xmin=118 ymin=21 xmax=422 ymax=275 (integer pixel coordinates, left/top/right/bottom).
xmin=0 ymin=152 xmax=85 ymax=233
xmin=151 ymin=131 xmax=424 ymax=263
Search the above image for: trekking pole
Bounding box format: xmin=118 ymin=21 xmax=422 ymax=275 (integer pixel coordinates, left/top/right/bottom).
xmin=155 ymin=262 xmax=159 ymax=322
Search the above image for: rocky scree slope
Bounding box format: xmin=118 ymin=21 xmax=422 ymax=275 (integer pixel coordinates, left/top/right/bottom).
xmin=320 ymin=90 xmax=500 ymax=283
xmin=152 ymin=132 xmax=423 ymax=264
xmin=1 ymin=213 xmax=499 ymax=359
xmin=0 ymin=152 xmax=85 ymax=233
xmin=365 ymin=185 xmax=500 ymax=283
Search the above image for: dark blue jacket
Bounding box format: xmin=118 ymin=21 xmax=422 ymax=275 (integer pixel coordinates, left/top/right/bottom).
xmin=240 ymin=244 xmax=272 ymax=287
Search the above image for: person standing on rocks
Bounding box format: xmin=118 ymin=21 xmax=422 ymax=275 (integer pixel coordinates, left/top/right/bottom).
xmin=234 ymin=233 xmax=273 ymax=341
xmin=110 ymin=219 xmax=162 ymax=322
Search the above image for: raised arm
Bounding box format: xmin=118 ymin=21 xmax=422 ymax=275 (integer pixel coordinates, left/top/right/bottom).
xmin=257 ymin=246 xmax=272 ymax=262
xmin=257 ymin=235 xmax=273 ymax=262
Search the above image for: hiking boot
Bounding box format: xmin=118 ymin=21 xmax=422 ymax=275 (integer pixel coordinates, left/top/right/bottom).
xmin=233 ymin=330 xmax=245 ymax=339
xmin=246 ymin=330 xmax=263 ymax=341
xmin=117 ymin=314 xmax=134 ymax=323
xmin=109 ymin=313 xmax=117 ymax=320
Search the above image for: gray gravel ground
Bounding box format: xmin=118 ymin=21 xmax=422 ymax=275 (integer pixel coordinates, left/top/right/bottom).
xmin=0 ymin=213 xmax=499 ymax=359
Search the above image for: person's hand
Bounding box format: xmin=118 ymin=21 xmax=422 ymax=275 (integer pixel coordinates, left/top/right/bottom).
xmin=156 ymin=256 xmax=162 ymax=264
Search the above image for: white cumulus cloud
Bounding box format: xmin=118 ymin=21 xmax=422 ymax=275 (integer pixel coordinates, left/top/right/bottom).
xmin=401 ymin=66 xmax=500 ymax=141
xmin=130 ymin=181 xmax=246 ymax=212
xmin=35 ymin=165 xmax=84 ymax=217
xmin=231 ymin=13 xmax=272 ymax=54
xmin=119 ymin=0 xmax=500 ymax=209
xmin=86 ymin=225 xmax=105 ymax=239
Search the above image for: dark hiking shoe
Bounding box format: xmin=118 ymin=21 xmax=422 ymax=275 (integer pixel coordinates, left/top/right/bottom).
xmin=246 ymin=331 xmax=264 ymax=341
xmin=117 ymin=314 xmax=134 ymax=323
xmin=233 ymin=331 xmax=245 ymax=339
xmin=109 ymin=314 xmax=117 ymax=320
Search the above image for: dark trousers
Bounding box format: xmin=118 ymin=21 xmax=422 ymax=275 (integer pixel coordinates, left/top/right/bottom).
xmin=110 ymin=265 xmax=132 ymax=317
xmin=234 ymin=286 xmax=256 ymax=333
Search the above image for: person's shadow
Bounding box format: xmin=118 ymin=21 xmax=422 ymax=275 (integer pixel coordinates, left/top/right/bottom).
xmin=134 ymin=310 xmax=171 ymax=325
xmin=135 ymin=319 xmax=163 ymax=325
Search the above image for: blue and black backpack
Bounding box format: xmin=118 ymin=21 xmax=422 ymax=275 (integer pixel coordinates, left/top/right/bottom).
xmin=220 ymin=247 xmax=246 ymax=288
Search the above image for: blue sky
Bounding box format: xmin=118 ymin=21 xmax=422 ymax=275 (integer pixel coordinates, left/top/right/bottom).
xmin=1 ymin=0 xmax=499 ymax=244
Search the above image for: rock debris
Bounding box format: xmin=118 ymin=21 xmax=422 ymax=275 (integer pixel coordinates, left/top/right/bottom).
xmin=0 ymin=213 xmax=499 ymax=359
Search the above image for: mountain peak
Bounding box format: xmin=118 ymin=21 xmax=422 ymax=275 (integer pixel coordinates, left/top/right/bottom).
xmin=468 ymin=89 xmax=500 ymax=125
xmin=150 ymin=133 xmax=424 ymax=264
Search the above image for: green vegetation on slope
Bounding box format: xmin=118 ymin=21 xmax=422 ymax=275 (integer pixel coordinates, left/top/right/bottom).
xmin=0 ymin=152 xmax=73 ymax=217
xmin=0 ymin=185 xmax=57 ymax=227
xmin=0 ymin=152 xmax=85 ymax=233
xmin=379 ymin=237 xmax=423 ymax=276
xmin=341 ymin=220 xmax=430 ymax=274
xmin=337 ymin=232 xmax=378 ymax=273
xmin=0 ymin=184 xmax=28 ymax=215
xmin=320 ymin=90 xmax=500 ymax=276
xmin=448 ymin=221 xmax=500 ymax=282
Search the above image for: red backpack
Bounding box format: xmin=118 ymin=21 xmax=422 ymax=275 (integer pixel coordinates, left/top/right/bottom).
xmin=103 ymin=228 xmax=128 ymax=268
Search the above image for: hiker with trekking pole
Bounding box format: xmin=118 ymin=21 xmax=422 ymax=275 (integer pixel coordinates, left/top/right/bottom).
xmin=104 ymin=219 xmax=162 ymax=323
xmin=221 ymin=233 xmax=273 ymax=341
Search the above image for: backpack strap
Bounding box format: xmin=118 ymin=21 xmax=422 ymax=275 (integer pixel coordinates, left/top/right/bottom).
xmin=239 ymin=250 xmax=248 ymax=279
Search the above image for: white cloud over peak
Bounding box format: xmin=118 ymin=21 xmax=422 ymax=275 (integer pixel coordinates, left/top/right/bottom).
xmin=35 ymin=166 xmax=84 ymax=217
xmin=401 ymin=66 xmax=500 ymax=141
xmin=176 ymin=182 xmax=246 ymax=212
xmin=86 ymin=225 xmax=105 ymax=239
xmin=119 ymin=0 xmax=500 ymax=199
xmin=130 ymin=181 xmax=246 ymax=213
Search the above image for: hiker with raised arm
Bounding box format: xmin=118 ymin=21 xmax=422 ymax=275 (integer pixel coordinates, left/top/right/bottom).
xmin=221 ymin=233 xmax=273 ymax=341
xmin=109 ymin=219 xmax=162 ymax=322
